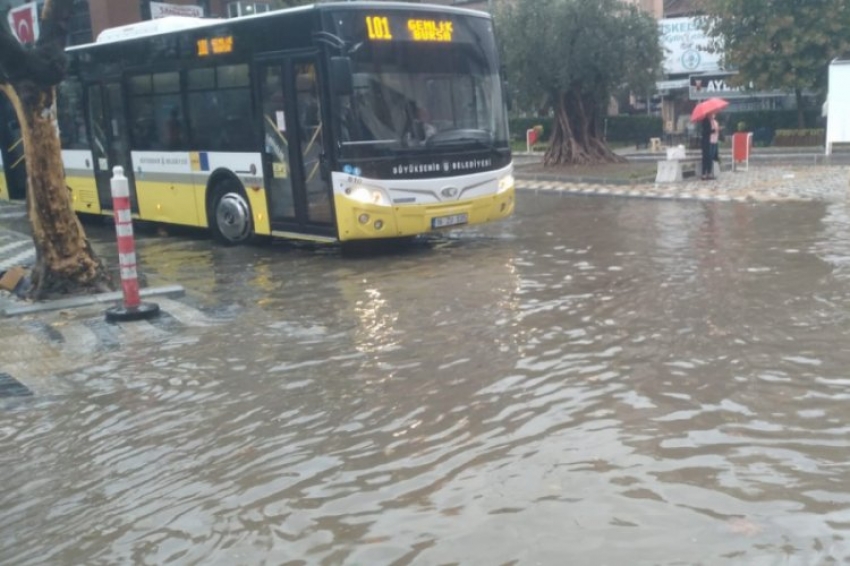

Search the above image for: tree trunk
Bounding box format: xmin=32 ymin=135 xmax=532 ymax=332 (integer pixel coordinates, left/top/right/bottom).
xmin=0 ymin=0 xmax=114 ymax=301
xmin=544 ymin=89 xmax=625 ymax=166
xmin=13 ymin=83 xmax=113 ymax=300
xmin=795 ymin=87 xmax=805 ymax=129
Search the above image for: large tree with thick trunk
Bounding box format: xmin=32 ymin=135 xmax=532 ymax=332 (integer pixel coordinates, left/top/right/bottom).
xmin=496 ymin=0 xmax=662 ymax=166
xmin=0 ymin=0 xmax=112 ymax=299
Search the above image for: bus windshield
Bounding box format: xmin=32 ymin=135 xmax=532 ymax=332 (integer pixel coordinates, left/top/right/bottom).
xmin=331 ymin=12 xmax=509 ymax=160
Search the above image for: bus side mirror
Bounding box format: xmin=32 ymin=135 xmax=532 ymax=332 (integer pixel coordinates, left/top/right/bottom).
xmin=330 ymin=57 xmax=353 ymax=96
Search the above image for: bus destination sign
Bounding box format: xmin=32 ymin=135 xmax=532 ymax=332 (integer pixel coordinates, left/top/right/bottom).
xmin=197 ymin=35 xmax=234 ymax=57
xmin=365 ymin=15 xmax=453 ymax=42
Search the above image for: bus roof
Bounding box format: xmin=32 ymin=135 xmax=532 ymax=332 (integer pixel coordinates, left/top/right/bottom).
xmin=70 ymin=1 xmax=490 ymax=51
xmin=94 ymin=16 xmax=224 ymax=44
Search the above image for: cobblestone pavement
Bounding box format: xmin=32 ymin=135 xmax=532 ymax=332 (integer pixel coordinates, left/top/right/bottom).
xmin=0 ymin=201 xmax=30 ymax=272
xmin=516 ymin=164 xmax=850 ymax=203
xmin=0 ymin=296 xmax=232 ymax=396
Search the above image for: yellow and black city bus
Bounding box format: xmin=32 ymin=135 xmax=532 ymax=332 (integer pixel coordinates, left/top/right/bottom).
xmin=44 ymin=1 xmax=515 ymax=244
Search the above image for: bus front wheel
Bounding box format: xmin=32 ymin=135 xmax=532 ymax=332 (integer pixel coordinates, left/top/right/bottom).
xmin=210 ymin=183 xmax=253 ymax=245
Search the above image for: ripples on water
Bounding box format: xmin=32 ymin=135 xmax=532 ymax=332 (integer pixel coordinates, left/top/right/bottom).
xmin=5 ymin=195 xmax=850 ymax=564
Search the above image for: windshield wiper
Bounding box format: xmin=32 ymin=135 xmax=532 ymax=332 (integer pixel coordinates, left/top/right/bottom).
xmin=425 ymin=128 xmax=495 ymax=150
xmin=341 ymin=139 xmax=397 ymax=146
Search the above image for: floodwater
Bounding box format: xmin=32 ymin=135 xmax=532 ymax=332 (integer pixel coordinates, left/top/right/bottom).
xmin=5 ymin=192 xmax=850 ymax=564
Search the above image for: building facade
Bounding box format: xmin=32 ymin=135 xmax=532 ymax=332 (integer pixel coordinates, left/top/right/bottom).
xmin=624 ymin=0 xmax=663 ymax=18
xmin=1 ymin=0 xmax=278 ymax=44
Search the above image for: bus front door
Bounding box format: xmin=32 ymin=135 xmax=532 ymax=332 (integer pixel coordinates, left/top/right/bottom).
xmin=0 ymin=91 xmax=26 ymax=200
xmin=87 ymin=82 xmax=136 ymax=213
xmin=258 ymin=57 xmax=334 ymax=237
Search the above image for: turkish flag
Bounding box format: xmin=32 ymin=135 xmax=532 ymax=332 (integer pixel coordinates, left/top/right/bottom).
xmin=7 ymin=2 xmax=40 ymax=45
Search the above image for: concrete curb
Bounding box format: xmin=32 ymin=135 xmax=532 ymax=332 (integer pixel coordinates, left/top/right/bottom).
xmin=0 ymin=284 xmax=185 ymax=318
xmin=515 ymin=172 xmax=657 ymax=185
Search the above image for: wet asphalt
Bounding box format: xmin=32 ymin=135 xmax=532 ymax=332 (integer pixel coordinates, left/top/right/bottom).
xmin=3 ymin=162 xmax=850 ymax=564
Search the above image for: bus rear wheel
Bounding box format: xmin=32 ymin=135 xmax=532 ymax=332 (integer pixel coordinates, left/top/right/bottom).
xmin=210 ymin=183 xmax=253 ymax=245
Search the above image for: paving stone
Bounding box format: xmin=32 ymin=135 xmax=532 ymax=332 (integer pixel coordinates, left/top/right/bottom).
xmin=0 ymin=372 xmax=33 ymax=397
xmin=516 ymin=164 xmax=850 ymax=203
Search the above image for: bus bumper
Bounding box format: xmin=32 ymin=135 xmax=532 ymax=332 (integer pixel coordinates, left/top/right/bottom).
xmin=334 ymin=186 xmax=515 ymax=242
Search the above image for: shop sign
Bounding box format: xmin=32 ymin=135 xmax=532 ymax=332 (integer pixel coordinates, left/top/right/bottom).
xmin=150 ymin=1 xmax=205 ymax=19
xmin=659 ymin=17 xmax=721 ymax=75
xmin=689 ymin=73 xmax=747 ymax=99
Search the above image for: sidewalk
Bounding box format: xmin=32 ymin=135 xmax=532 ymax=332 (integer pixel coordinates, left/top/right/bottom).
xmin=513 ymin=146 xmax=850 ymax=202
xmin=0 ymin=226 xmax=34 ymax=274
xmin=515 ymin=144 xmax=850 ymax=167
xmin=0 ymin=201 xmax=33 ymax=302
xmin=515 ymin=162 xmax=850 ymax=203
xmin=0 ymin=199 xmax=182 ymax=317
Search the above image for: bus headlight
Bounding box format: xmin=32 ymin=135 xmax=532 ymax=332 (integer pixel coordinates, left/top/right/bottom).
xmin=497 ymin=174 xmax=515 ymax=193
xmin=347 ymin=186 xmax=390 ymax=206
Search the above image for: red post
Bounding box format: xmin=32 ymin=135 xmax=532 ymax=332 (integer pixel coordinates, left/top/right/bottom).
xmin=526 ymin=128 xmax=538 ymax=152
xmin=732 ymin=132 xmax=753 ymax=171
xmin=111 ymin=166 xmax=139 ymax=308
xmin=105 ymin=166 xmax=159 ymax=322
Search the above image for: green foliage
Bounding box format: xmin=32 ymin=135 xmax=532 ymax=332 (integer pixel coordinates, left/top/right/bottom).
xmin=773 ymin=128 xmax=825 ymax=146
xmin=723 ymin=109 xmax=821 ymax=131
xmin=496 ymin=0 xmax=663 ymax=115
xmin=699 ymin=0 xmax=850 ymax=97
xmin=509 ymin=115 xmax=664 ymax=145
xmin=509 ymin=117 xmax=554 ymax=141
xmin=603 ymin=116 xmax=663 ymax=143
xmin=510 ymin=112 xmax=826 ymax=147
xmin=717 ymin=109 xmax=822 ymax=145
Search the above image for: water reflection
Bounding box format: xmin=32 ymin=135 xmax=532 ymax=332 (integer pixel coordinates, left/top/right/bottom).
xmin=6 ymin=194 xmax=850 ymax=563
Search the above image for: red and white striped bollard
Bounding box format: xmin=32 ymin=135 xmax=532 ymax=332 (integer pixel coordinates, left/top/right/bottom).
xmin=105 ymin=166 xmax=160 ymax=322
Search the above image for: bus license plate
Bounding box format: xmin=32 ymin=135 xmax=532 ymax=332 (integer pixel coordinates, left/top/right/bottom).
xmin=431 ymin=213 xmax=468 ymax=229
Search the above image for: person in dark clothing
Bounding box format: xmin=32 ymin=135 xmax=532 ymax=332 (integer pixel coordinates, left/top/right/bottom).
xmin=700 ymin=115 xmax=714 ymax=180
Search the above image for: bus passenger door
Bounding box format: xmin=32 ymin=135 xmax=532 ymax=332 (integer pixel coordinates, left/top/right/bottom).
xmin=0 ymin=91 xmax=27 ymax=200
xmin=87 ymin=82 xmax=137 ymax=212
xmin=258 ymin=57 xmax=333 ymax=236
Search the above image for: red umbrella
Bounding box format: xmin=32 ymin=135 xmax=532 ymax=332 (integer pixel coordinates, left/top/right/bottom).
xmin=690 ymin=97 xmax=729 ymax=122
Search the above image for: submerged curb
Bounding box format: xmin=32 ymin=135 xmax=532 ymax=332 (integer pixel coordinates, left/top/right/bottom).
xmin=0 ymin=284 xmax=185 ymax=318
xmin=515 ymin=173 xmax=657 ymax=185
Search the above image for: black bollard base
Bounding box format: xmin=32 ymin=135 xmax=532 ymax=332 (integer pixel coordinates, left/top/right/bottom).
xmin=105 ymin=302 xmax=161 ymax=323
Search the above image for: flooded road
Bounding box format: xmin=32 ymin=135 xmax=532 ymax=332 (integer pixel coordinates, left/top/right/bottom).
xmin=5 ymin=193 xmax=850 ymax=564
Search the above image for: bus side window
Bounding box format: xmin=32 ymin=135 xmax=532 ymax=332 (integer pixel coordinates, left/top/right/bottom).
xmin=152 ymin=72 xmax=184 ymax=151
xmin=132 ymin=116 xmax=155 ymax=150
xmin=129 ymin=73 xmax=184 ymax=151
xmin=187 ymin=64 xmax=252 ymax=152
xmin=166 ymin=108 xmax=183 ymax=149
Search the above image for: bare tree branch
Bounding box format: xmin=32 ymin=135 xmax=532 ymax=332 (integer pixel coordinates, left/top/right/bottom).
xmin=0 ymin=0 xmax=73 ymax=86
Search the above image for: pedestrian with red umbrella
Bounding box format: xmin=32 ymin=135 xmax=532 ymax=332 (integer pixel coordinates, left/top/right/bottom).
xmin=698 ymin=113 xmax=713 ymax=180
xmin=692 ymin=98 xmax=729 ymax=180
xmin=709 ymin=112 xmax=721 ymax=173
